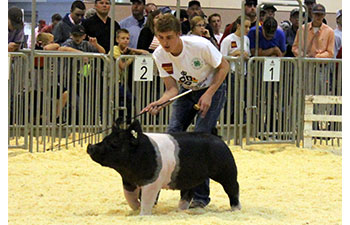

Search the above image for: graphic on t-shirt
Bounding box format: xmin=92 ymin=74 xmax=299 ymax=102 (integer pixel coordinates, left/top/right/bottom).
xmin=162 ymin=63 xmax=173 ymax=74
xmin=191 ymin=58 xmax=204 ymax=70
xmin=178 ymin=71 xmax=198 ymax=86
xmin=231 ymin=41 xmax=237 ymax=48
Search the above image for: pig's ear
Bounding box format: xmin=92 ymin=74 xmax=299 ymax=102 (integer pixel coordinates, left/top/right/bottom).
xmin=128 ymin=120 xmax=143 ymax=134
xmin=112 ymin=118 xmax=123 ymax=133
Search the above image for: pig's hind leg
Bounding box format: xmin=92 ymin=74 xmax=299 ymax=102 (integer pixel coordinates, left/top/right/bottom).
xmin=178 ymin=189 xmax=194 ymax=210
xmin=123 ymin=181 xmax=141 ymax=210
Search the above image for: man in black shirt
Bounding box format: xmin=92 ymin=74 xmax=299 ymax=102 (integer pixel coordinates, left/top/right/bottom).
xmin=82 ymin=0 xmax=120 ymax=53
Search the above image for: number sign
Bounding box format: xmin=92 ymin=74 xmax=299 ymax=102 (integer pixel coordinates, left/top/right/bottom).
xmin=133 ymin=56 xmax=153 ymax=81
xmin=263 ymin=58 xmax=281 ymax=82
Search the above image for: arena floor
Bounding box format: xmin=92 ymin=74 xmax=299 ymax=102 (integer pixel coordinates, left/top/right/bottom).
xmin=8 ymin=138 xmax=342 ymax=225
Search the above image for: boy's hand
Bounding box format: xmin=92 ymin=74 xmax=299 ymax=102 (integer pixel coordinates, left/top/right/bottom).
xmin=88 ymin=37 xmax=98 ymax=46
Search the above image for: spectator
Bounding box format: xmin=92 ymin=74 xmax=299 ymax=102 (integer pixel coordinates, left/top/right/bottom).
xmin=248 ymin=17 xmax=286 ymax=57
xmin=137 ymin=9 xmax=163 ymax=53
xmin=58 ymin=24 xmax=105 ymax=54
xmin=208 ymin=13 xmax=223 ymax=44
xmin=174 ymin=9 xmax=188 ymax=23
xmin=285 ymin=8 xmax=299 ymax=57
xmin=259 ymin=9 xmax=267 ymax=25
xmin=292 ymin=4 xmax=334 ymax=58
xmin=145 ymin=2 xmax=157 ymax=16
xmin=262 ymin=4 xmax=277 ymax=18
xmin=181 ymin=0 xmax=215 ymax=39
xmin=8 ymin=7 xmax=24 ymax=52
xmin=334 ymin=9 xmax=342 ymax=58
xmin=82 ymin=0 xmax=121 ymax=53
xmin=142 ymin=14 xmax=229 ymax=209
xmin=221 ymin=0 xmax=257 ymax=46
xmin=41 ymin=13 xmax=62 ymax=34
xmin=84 ymin=8 xmax=96 ymax=19
xmin=304 ymin=0 xmax=327 ymax=24
xmin=280 ymin=20 xmax=291 ymax=32
xmin=27 ymin=19 xmax=47 ymax=48
xmin=35 ymin=32 xmax=60 ymax=51
xmin=220 ymin=16 xmax=251 ymax=62
xmin=53 ymin=0 xmax=86 ymax=45
xmin=189 ymin=16 xmax=218 ymax=49
xmin=119 ymin=0 xmax=147 ymax=49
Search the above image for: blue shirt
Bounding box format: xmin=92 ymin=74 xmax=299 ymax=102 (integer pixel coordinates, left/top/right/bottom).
xmin=248 ymin=26 xmax=286 ymax=53
xmin=120 ymin=15 xmax=147 ymax=49
xmin=8 ymin=28 xmax=24 ymax=44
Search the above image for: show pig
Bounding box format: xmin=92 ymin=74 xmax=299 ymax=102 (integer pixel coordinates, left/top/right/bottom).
xmin=87 ymin=119 xmax=241 ymax=215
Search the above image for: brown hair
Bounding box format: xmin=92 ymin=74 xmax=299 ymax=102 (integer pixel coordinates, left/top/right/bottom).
xmin=155 ymin=13 xmax=181 ymax=34
xmin=36 ymin=32 xmax=54 ymax=46
xmin=116 ymin=28 xmax=129 ymax=38
xmin=144 ymin=9 xmax=162 ymax=34
xmin=190 ymin=16 xmax=205 ymax=31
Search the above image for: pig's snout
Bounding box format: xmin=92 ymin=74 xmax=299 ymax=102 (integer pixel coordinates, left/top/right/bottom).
xmin=87 ymin=144 xmax=95 ymax=155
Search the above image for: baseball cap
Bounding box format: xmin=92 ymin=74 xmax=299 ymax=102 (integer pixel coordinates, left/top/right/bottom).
xmin=312 ymin=4 xmax=326 ymax=14
xmin=131 ymin=0 xmax=145 ymax=5
xmin=71 ymin=24 xmax=86 ymax=35
xmin=263 ymin=4 xmax=277 ymax=12
xmin=245 ymin=0 xmax=257 ymax=6
xmin=188 ymin=0 xmax=201 ymax=8
xmin=290 ymin=8 xmax=299 ymax=17
xmin=336 ymin=9 xmax=342 ymax=18
xmin=304 ymin=0 xmax=316 ymax=4
xmin=8 ymin=7 xmax=24 ymax=30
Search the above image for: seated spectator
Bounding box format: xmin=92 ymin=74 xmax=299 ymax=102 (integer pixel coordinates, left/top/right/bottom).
xmin=292 ymin=4 xmax=334 ymax=58
xmin=285 ymin=8 xmax=299 ymax=57
xmin=334 ymin=9 xmax=342 ymax=58
xmin=137 ymin=9 xmax=163 ymax=53
xmin=189 ymin=16 xmax=219 ymax=49
xmin=53 ymin=0 xmax=86 ymax=45
xmin=8 ymin=7 xmax=25 ymax=52
xmin=248 ymin=17 xmax=286 ymax=57
xmin=208 ymin=13 xmax=223 ymax=43
xmin=41 ymin=13 xmax=62 ymax=34
xmin=58 ymin=25 xmax=105 ymax=54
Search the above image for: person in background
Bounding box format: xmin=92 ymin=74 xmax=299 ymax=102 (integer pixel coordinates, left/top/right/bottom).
xmin=334 ymin=9 xmax=342 ymax=58
xmin=248 ymin=16 xmax=286 ymax=57
xmin=82 ymin=0 xmax=121 ymax=54
xmin=58 ymin=24 xmax=105 ymax=54
xmin=137 ymin=9 xmax=163 ymax=53
xmin=189 ymin=16 xmax=218 ymax=49
xmin=292 ymin=4 xmax=334 ymax=58
xmin=8 ymin=7 xmax=24 ymax=52
xmin=174 ymin=9 xmax=188 ymax=23
xmin=35 ymin=32 xmax=60 ymax=51
xmin=84 ymin=8 xmax=96 ymax=20
xmin=284 ymin=8 xmax=299 ymax=57
xmin=304 ymin=0 xmax=327 ymax=24
xmin=208 ymin=13 xmax=223 ymax=44
xmin=145 ymin=2 xmax=157 ymax=16
xmin=53 ymin=0 xmax=86 ymax=45
xmin=262 ymin=4 xmax=277 ymax=18
xmin=41 ymin=13 xmax=62 ymax=34
xmin=27 ymin=19 xmax=46 ymax=48
xmin=120 ymin=0 xmax=147 ymax=49
xmin=221 ymin=0 xmax=257 ymax=46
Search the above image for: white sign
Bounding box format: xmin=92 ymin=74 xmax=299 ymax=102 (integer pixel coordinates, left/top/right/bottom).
xmin=133 ymin=56 xmax=153 ymax=81
xmin=263 ymin=58 xmax=281 ymax=82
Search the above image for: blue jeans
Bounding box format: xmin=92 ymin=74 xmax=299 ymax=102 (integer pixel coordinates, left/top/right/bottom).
xmin=167 ymin=83 xmax=227 ymax=206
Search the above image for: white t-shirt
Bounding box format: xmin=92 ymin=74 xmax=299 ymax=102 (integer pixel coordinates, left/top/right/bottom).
xmin=220 ymin=33 xmax=250 ymax=72
xmin=153 ymin=35 xmax=223 ymax=90
xmin=215 ymin=33 xmax=223 ymax=44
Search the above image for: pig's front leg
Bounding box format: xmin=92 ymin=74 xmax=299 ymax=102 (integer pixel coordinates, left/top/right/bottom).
xmin=139 ymin=183 xmax=162 ymax=215
xmin=122 ymin=180 xmax=140 ymax=210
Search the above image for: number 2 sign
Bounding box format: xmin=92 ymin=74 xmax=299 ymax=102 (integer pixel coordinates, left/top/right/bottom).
xmin=263 ymin=58 xmax=281 ymax=82
xmin=133 ymin=56 xmax=153 ymax=81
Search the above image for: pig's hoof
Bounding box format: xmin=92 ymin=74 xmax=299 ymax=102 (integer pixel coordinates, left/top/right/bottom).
xmin=129 ymin=202 xmax=141 ymax=211
xmin=231 ymin=202 xmax=242 ymax=211
xmin=178 ymin=199 xmax=190 ymax=210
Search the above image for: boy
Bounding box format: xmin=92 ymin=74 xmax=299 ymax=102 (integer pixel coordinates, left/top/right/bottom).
xmin=58 ymin=24 xmax=105 ymax=53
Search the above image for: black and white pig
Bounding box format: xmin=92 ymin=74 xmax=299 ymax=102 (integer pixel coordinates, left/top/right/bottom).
xmin=87 ymin=119 xmax=241 ymax=215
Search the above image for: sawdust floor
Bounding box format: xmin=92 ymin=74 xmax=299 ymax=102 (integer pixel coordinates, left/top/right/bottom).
xmin=8 ymin=138 xmax=342 ymax=225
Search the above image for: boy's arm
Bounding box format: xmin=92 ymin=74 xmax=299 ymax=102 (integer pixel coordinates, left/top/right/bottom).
xmin=89 ymin=37 xmax=106 ymax=54
xmin=58 ymin=46 xmax=83 ymax=53
xmin=128 ymin=47 xmax=150 ymax=55
xmin=44 ymin=43 xmax=60 ymax=51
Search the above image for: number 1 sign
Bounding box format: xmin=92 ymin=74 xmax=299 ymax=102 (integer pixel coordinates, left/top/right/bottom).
xmin=263 ymin=58 xmax=281 ymax=82
xmin=133 ymin=56 xmax=153 ymax=81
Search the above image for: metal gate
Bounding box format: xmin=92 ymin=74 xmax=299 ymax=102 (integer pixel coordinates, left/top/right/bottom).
xmin=246 ymin=57 xmax=299 ymax=144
